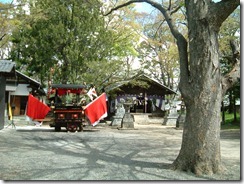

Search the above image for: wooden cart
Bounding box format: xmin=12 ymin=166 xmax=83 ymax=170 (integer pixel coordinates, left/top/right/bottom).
xmin=48 ymin=84 xmax=86 ymax=132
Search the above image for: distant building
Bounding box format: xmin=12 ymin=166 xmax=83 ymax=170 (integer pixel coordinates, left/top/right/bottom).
xmin=6 ymin=70 xmax=46 ymax=115
xmin=106 ymin=74 xmax=176 ymax=115
xmin=1 ymin=60 xmax=46 ymax=118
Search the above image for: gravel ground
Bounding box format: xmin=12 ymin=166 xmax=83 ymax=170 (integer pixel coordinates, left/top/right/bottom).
xmin=0 ymin=121 xmax=241 ymax=181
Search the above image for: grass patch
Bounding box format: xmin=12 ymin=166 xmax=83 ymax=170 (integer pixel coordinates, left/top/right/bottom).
xmin=221 ymin=112 xmax=240 ymax=130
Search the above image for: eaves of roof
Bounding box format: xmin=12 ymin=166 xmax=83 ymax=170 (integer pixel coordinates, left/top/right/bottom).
xmin=16 ymin=70 xmax=41 ymax=87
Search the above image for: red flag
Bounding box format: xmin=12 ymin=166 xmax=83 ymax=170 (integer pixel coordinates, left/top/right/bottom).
xmin=26 ymin=94 xmax=51 ymax=119
xmin=84 ymin=93 xmax=107 ymax=126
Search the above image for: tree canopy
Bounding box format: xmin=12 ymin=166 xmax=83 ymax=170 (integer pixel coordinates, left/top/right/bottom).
xmin=0 ymin=1 xmax=19 ymax=58
xmin=10 ymin=0 xmax=141 ymax=92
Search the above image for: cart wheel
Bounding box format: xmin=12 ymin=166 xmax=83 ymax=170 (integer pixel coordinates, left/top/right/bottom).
xmin=78 ymin=125 xmax=83 ymax=132
xmin=67 ymin=123 xmax=78 ymax=132
xmin=55 ymin=126 xmax=61 ymax=131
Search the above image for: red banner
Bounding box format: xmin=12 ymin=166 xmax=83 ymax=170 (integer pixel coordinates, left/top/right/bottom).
xmin=84 ymin=93 xmax=107 ymax=126
xmin=26 ymin=94 xmax=51 ymax=119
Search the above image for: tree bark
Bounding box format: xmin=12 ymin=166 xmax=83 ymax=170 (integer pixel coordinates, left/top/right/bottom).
xmin=172 ymin=22 xmax=223 ymax=173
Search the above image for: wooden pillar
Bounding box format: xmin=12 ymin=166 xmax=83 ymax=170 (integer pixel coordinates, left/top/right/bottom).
xmin=0 ymin=75 xmax=6 ymax=130
xmin=144 ymin=92 xmax=147 ymax=113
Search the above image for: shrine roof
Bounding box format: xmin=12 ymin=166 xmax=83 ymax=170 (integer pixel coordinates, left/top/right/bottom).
xmin=106 ymin=74 xmax=176 ymax=96
xmin=0 ymin=60 xmax=15 ymax=73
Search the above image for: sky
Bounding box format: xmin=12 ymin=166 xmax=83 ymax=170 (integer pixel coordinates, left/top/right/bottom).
xmin=0 ymin=0 xmax=157 ymax=13
xmin=134 ymin=2 xmax=157 ymax=13
xmin=0 ymin=0 xmax=12 ymax=3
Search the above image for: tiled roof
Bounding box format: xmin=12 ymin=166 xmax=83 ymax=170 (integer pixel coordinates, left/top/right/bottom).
xmin=105 ymin=74 xmax=176 ymax=95
xmin=0 ymin=60 xmax=15 ymax=73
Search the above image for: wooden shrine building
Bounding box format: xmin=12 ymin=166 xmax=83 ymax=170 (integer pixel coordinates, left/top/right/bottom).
xmin=106 ymin=74 xmax=176 ymax=115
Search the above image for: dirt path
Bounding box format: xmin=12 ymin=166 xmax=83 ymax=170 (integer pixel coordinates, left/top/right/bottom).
xmin=0 ymin=122 xmax=240 ymax=180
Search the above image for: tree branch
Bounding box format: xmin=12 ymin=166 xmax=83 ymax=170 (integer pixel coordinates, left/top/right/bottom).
xmin=170 ymin=4 xmax=182 ymax=15
xmin=229 ymin=39 xmax=239 ymax=59
xmin=0 ymin=2 xmax=25 ymax=11
xmin=103 ymin=0 xmax=140 ymax=16
xmin=209 ymin=0 xmax=240 ymax=29
xmin=222 ymin=39 xmax=240 ymax=96
xmin=0 ymin=34 xmax=6 ymax=42
xmin=168 ymin=0 xmax=172 ymax=10
xmin=104 ymin=0 xmax=190 ymax=86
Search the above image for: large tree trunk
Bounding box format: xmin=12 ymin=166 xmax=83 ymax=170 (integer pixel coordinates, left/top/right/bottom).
xmin=173 ymin=55 xmax=223 ymax=174
xmin=172 ymin=0 xmax=223 ymax=175
xmin=172 ymin=94 xmax=223 ymax=175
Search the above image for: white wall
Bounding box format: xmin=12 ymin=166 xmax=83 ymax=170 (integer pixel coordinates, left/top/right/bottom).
xmin=10 ymin=84 xmax=29 ymax=96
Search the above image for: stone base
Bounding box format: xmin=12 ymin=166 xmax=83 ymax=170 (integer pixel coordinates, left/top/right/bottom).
xmin=133 ymin=114 xmax=149 ymax=124
xmin=117 ymin=127 xmax=137 ymax=130
xmin=163 ymin=117 xmax=177 ymax=126
xmin=176 ymin=114 xmax=185 ymax=129
xmin=121 ymin=113 xmax=134 ymax=128
xmin=110 ymin=117 xmax=122 ymax=127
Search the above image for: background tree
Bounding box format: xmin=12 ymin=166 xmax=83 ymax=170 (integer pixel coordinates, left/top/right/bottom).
xmin=0 ymin=1 xmax=19 ymax=59
xmin=137 ymin=14 xmax=181 ymax=89
xmin=11 ymin=0 xmax=108 ymax=84
xmin=10 ymin=0 xmax=141 ymax=92
xmin=105 ymin=0 xmax=240 ymax=175
xmin=218 ymin=8 xmax=240 ymax=123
